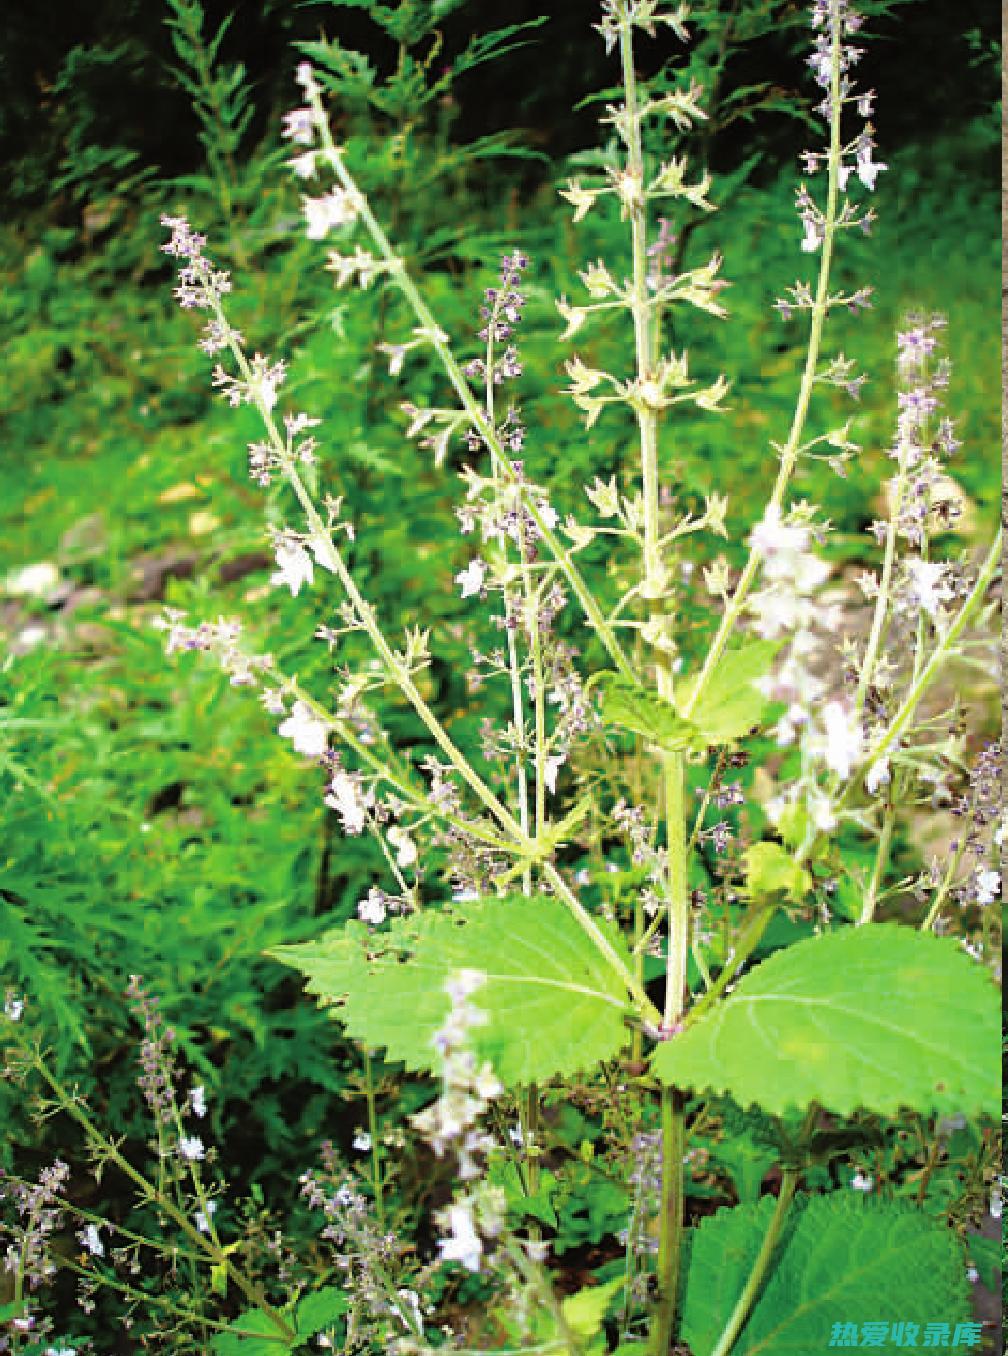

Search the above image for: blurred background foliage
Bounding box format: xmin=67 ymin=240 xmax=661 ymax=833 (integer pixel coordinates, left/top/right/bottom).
xmin=0 ymin=0 xmax=999 ymax=1337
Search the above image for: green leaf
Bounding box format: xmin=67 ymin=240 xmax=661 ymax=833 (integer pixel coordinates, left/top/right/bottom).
xmin=296 ymin=1286 xmax=348 ymax=1338
xmin=678 ymin=640 xmax=781 ymax=743
xmin=681 ymin=1194 xmax=971 ymax=1356
xmin=561 ymin=1276 xmax=623 ymax=1339
xmin=270 ymin=895 xmax=632 ymax=1085
xmin=211 ymin=1308 xmax=292 ymax=1355
xmin=652 ymin=925 xmax=999 ymax=1117
xmin=597 ymin=672 xmax=697 ymax=750
xmin=743 ymin=842 xmax=810 ymax=902
xmin=711 ymin=1130 xmax=779 ymax=1204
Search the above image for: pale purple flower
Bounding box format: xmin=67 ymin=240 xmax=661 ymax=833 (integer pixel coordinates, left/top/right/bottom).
xmin=281 ymin=107 xmax=314 ymax=145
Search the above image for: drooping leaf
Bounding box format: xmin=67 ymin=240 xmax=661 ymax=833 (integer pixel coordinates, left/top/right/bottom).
xmin=270 ymin=895 xmax=632 ymax=1085
xmin=597 ymin=671 xmax=696 ymax=750
xmin=681 ymin=1194 xmax=971 ymax=1356
xmin=678 ymin=640 xmax=781 ymax=743
xmin=652 ymin=925 xmax=999 ymax=1117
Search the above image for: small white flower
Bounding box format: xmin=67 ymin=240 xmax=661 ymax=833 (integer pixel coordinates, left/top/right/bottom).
xmin=817 ymin=701 xmax=863 ymax=780
xmin=352 ymin=1130 xmax=372 ymax=1152
xmin=850 ymin=1170 xmax=873 ymax=1192
xmin=456 ymin=559 xmax=486 ymax=599
xmin=437 ymin=1202 xmax=482 ymax=1272
xmin=4 ymin=995 xmax=24 ymax=1022
xmin=279 ymin=701 xmax=329 ymax=758
xmin=508 ymin=1124 xmax=524 ymax=1147
xmin=358 ymin=887 xmax=387 ymax=926
xmin=190 ymin=1085 xmax=207 ymax=1119
xmin=544 ymin=755 xmax=565 ymax=795
xmin=990 ymin=1188 xmax=1003 ymax=1220
xmin=303 ymin=191 xmax=357 ymax=240
xmin=195 ymin=1199 xmax=217 ymax=1233
xmin=5 ymin=561 xmax=60 ymax=597
xmin=81 ymin=1224 xmax=104 ymax=1257
xmin=387 ymin=825 xmax=418 ymax=869
xmin=856 ymin=145 xmax=887 ymax=190
xmin=46 ymin=1348 xmax=77 ymax=1356
xmin=966 ymin=1264 xmax=979 ymax=1284
xmin=271 ymin=540 xmax=315 ymax=596
xmin=807 ymin=787 xmax=837 ymax=832
xmin=325 ymin=770 xmax=371 ymax=834
xmin=976 ymin=869 xmax=1001 ymax=906
xmin=906 ymin=558 xmax=953 ymax=619
xmin=288 ymin=150 xmax=317 ymax=179
xmin=864 ymin=759 xmax=890 ymax=796
xmin=800 ymin=217 xmax=821 ymax=253
xmin=178 ymin=1135 xmax=206 ymax=1162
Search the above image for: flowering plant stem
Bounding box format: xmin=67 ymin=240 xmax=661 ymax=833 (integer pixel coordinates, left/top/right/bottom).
xmin=21 ymin=1041 xmax=299 ymax=1346
xmin=681 ymin=13 xmax=843 ymax=722
xmin=205 ymin=294 xmax=659 ymax=1024
xmin=302 ymin=79 xmax=638 ymax=687
xmin=613 ymin=10 xmax=690 ymax=1348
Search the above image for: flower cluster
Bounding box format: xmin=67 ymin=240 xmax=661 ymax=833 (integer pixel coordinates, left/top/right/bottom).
xmin=411 ymin=972 xmax=504 ymax=1273
xmin=300 ymin=1142 xmax=423 ymax=1343
xmin=0 ymin=1159 xmax=70 ymax=1297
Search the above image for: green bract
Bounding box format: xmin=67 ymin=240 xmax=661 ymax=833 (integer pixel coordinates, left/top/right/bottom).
xmin=270 ymin=895 xmax=633 ymax=1085
xmin=652 ymin=925 xmax=999 ymax=1117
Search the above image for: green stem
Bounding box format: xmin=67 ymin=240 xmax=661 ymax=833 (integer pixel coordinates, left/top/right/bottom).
xmin=614 ymin=14 xmax=690 ymax=1350
xmin=364 ymin=1049 xmax=385 ymax=1230
xmin=542 ymin=861 xmax=661 ymax=1026
xmin=708 ymin=1169 xmax=799 ymax=1356
xmin=860 ymin=801 xmax=895 ymax=925
xmin=921 ymin=828 xmax=970 ymax=932
xmin=652 ymin=1085 xmax=686 ymax=1355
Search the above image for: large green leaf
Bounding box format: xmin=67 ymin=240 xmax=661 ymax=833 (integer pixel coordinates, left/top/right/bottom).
xmin=270 ymin=895 xmax=632 ymax=1085
xmin=681 ymin=1194 xmax=971 ymax=1356
xmin=677 ymin=640 xmax=781 ymax=743
xmin=652 ymin=925 xmax=999 ymax=1117
xmin=597 ymin=671 xmax=697 ymax=750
